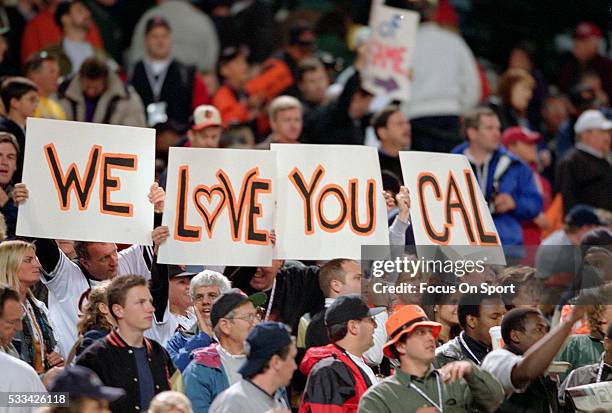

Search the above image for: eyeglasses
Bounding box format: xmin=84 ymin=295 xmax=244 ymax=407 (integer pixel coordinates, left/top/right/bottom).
xmin=227 ymin=313 xmax=261 ymax=324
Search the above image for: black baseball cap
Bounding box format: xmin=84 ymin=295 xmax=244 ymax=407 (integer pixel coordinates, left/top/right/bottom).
xmin=145 ymin=16 xmax=171 ymax=35
xmin=210 ymin=288 xmax=267 ymax=328
xmin=218 ymin=45 xmax=249 ymax=67
xmin=238 ymin=322 xmax=292 ymax=378
xmin=48 ymin=366 xmax=125 ymax=401
xmin=325 ymin=294 xmax=384 ymax=327
xmin=168 ymin=265 xmax=197 ymax=279
xmin=565 ymin=204 xmax=602 ymax=227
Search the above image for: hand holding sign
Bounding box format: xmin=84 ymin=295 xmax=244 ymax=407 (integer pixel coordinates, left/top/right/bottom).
xmin=12 ymin=183 xmax=28 ymax=204
xmin=149 ymin=182 xmax=165 ymax=213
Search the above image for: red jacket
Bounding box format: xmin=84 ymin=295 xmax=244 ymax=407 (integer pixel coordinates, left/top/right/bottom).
xmin=299 ymin=344 xmax=371 ymax=413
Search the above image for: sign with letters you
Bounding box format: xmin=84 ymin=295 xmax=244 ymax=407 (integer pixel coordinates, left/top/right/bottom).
xmin=158 ymin=147 xmax=276 ymax=266
xmin=400 ymin=152 xmax=506 ymax=265
xmin=17 ymin=118 xmax=155 ymax=244
xmin=362 ymin=4 xmax=419 ymax=101
xmin=272 ymin=144 xmax=389 ymax=260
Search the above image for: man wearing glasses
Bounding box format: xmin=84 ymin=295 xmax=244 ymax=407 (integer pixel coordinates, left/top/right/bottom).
xmin=183 ymin=288 xmax=266 ymax=413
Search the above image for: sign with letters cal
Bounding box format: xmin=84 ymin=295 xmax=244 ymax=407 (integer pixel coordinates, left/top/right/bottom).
xmin=158 ymin=147 xmax=276 ymax=266
xmin=400 ymin=152 xmax=506 ymax=265
xmin=362 ymin=4 xmax=419 ymax=101
xmin=272 ymin=144 xmax=389 ymax=260
xmin=17 ymin=118 xmax=155 ymax=244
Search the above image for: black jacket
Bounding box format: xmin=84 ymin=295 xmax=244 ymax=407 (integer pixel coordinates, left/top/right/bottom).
xmin=76 ymin=329 xmax=176 ymax=412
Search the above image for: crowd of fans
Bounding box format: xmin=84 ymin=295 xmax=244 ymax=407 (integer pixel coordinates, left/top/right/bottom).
xmin=0 ymin=0 xmax=610 ymax=412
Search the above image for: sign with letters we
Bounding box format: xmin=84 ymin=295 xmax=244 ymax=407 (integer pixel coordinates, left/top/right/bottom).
xmin=17 ymin=118 xmax=155 ymax=244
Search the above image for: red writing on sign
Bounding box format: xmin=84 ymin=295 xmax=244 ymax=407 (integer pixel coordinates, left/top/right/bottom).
xmin=174 ymin=165 xmax=271 ymax=245
xmin=417 ymin=169 xmax=499 ymax=246
xmin=288 ymin=165 xmax=377 ymax=236
xmin=44 ymin=143 xmax=137 ymax=217
xmin=369 ymin=38 xmax=407 ymax=75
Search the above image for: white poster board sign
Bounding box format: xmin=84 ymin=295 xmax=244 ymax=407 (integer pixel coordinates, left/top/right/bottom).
xmin=362 ymin=4 xmax=419 ymax=101
xmin=400 ymin=152 xmax=506 ymax=265
xmin=272 ymin=144 xmax=389 ymax=260
xmin=567 ymin=382 xmax=612 ymax=412
xmin=158 ymin=147 xmax=275 ymax=266
xmin=17 ymin=118 xmax=155 ymax=245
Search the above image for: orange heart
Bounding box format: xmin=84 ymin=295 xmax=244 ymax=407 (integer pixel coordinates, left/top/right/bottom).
xmin=193 ymin=185 xmax=226 ymax=237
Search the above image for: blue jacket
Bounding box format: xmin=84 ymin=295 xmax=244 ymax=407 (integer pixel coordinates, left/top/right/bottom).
xmin=452 ymin=143 xmax=543 ymax=256
xmin=183 ymin=343 xmax=230 ymax=413
xmin=166 ymin=323 xmax=212 ymax=372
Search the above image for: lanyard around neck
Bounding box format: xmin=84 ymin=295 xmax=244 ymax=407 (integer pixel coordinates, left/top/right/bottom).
xmin=264 ymin=278 xmax=276 ymax=321
xmin=409 ymin=371 xmax=443 ymax=413
xmin=459 ymin=332 xmax=481 ymax=365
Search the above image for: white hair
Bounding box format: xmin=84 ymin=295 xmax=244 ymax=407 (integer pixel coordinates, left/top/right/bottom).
xmin=189 ymin=270 xmax=231 ymax=299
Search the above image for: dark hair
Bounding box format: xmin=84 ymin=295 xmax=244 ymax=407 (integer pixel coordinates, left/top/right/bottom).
xmin=54 ymin=1 xmax=79 ymax=29
xmin=463 ymin=107 xmax=497 ymax=135
xmin=371 ymin=105 xmax=401 ymax=140
xmin=389 ymin=331 xmax=409 ymax=359
xmin=24 ymin=51 xmax=58 ymax=76
xmin=319 ymin=258 xmax=353 ymax=297
xmin=501 ymin=307 xmax=542 ymax=344
xmin=381 ymin=170 xmax=401 ymax=195
xmin=107 ymin=275 xmax=147 ymax=320
xmin=607 ymin=323 xmax=612 ymax=340
xmin=327 ymin=322 xmax=349 ymax=343
xmin=297 ymin=57 xmax=325 ymax=82
xmin=79 ymin=58 xmax=109 ymax=80
xmin=0 ymin=77 xmax=38 ymax=111
xmin=457 ymin=292 xmax=502 ymax=329
xmin=74 ymin=241 xmax=93 ymax=261
xmin=0 ymin=283 xmax=20 ymax=318
xmin=245 ymin=342 xmax=293 ymax=378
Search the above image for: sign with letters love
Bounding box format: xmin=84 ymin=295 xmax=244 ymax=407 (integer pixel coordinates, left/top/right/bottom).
xmin=272 ymin=144 xmax=389 ymax=260
xmin=16 ymin=118 xmax=155 ymax=244
xmin=158 ymin=147 xmax=276 ymax=266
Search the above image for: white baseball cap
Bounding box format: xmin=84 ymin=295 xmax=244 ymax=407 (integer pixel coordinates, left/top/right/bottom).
xmin=192 ymin=105 xmax=222 ymax=131
xmin=574 ymin=110 xmax=612 ymax=134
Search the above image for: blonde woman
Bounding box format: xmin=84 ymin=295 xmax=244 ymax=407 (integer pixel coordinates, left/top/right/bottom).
xmin=0 ymin=240 xmax=64 ymax=373
xmin=149 ymin=391 xmax=193 ymax=413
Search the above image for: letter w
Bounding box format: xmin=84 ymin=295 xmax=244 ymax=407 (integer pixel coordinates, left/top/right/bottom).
xmin=44 ymin=143 xmax=101 ymax=210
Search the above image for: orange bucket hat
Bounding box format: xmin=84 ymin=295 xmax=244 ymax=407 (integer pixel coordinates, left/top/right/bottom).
xmin=383 ymin=305 xmax=442 ymax=358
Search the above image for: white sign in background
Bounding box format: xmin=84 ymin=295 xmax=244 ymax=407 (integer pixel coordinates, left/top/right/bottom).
xmin=158 ymin=147 xmax=276 ymax=266
xmin=400 ymin=152 xmax=506 ymax=265
xmin=362 ymin=5 xmax=419 ymax=101
xmin=272 ymin=144 xmax=389 ymax=260
xmin=17 ymin=118 xmax=155 ymax=245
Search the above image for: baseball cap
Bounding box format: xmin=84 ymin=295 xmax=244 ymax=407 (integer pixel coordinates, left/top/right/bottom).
xmin=502 ymin=127 xmax=542 ymax=147
xmin=288 ymin=22 xmax=315 ymax=47
xmin=324 ymin=294 xmax=384 ymax=327
xmin=191 ymin=105 xmax=222 ymax=131
xmin=565 ymin=204 xmax=602 ymax=227
xmin=210 ymin=288 xmax=267 ymax=328
xmin=238 ymin=321 xmax=292 ymax=378
xmin=574 ymin=110 xmax=612 ymax=134
xmin=145 ymin=16 xmax=171 ymax=35
xmin=48 ymin=366 xmax=125 ymax=401
xmin=168 ymin=265 xmax=197 ymax=279
xmin=574 ymin=22 xmax=602 ymax=40
xmin=218 ymin=45 xmax=249 ymax=67
xmin=383 ymin=305 xmax=442 ymax=358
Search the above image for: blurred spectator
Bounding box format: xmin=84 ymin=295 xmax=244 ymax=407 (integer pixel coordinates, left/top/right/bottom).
xmin=371 ymin=105 xmax=411 ymax=183
xmin=82 ymin=0 xmax=123 ymax=64
xmin=302 ymin=71 xmax=373 ymax=145
xmin=20 ymin=0 xmax=103 ymax=65
xmin=274 ymin=21 xmax=317 ymax=97
xmin=401 ymin=0 xmax=480 ymax=153
xmin=3 ymin=0 xmax=44 ymax=70
xmin=45 ymin=366 xmax=125 ymax=413
xmin=212 ymin=45 xmax=263 ymax=136
xmin=556 ymin=109 xmax=612 ymax=213
xmin=331 ymin=26 xmax=370 ymax=92
xmin=149 ymin=391 xmax=193 ymax=413
xmin=0 ymin=23 xmax=19 ymax=77
xmin=580 ymin=70 xmax=609 ymax=107
xmin=0 ymin=133 xmax=22 ymax=238
xmin=256 ymin=95 xmax=302 ymax=149
xmin=496 ymin=266 xmax=542 ymax=310
xmin=159 ymin=105 xmax=223 ymax=188
xmin=540 ymin=93 xmax=570 ymax=145
xmin=24 ymin=51 xmax=66 ymax=120
xmin=554 ymin=84 xmax=598 ymax=159
xmin=506 ymin=42 xmax=548 ymax=129
xmin=502 ymin=127 xmax=552 ymax=249
xmin=453 ymin=108 xmax=542 ymax=261
xmin=129 ymin=0 xmax=219 ymax=73
xmin=488 ymin=68 xmax=536 ymax=131
xmin=557 ymin=22 xmax=612 ymax=100
xmin=296 ymin=57 xmax=329 ymax=115
xmin=0 ymin=283 xmax=21 ymax=356
xmin=44 ymin=1 xmax=110 ymax=76
xmin=131 ymin=16 xmax=209 ymax=130
xmin=0 ymin=76 xmax=38 ymax=183
xmin=58 ymin=57 xmax=145 ymax=126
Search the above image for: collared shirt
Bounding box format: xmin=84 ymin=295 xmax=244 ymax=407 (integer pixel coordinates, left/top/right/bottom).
xmin=460 ymin=332 xmax=491 ymax=365
xmin=209 ymin=378 xmax=288 ymax=413
xmin=575 ymin=142 xmax=605 ymax=160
